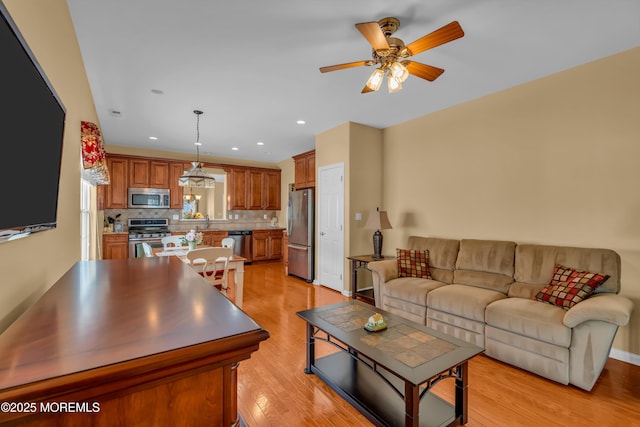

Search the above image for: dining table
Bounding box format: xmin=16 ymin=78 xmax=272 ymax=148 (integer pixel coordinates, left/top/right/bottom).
xmin=154 ymin=246 xmax=247 ymax=308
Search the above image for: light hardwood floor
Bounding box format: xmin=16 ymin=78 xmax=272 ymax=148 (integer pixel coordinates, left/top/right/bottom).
xmin=234 ymin=262 xmax=640 ymax=427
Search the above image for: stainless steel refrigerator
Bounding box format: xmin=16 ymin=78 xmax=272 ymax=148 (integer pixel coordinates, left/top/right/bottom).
xmin=287 ymin=188 xmax=314 ymax=282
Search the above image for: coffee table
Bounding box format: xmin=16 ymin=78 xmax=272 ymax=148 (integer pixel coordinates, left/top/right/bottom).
xmin=297 ymin=301 xmax=483 ymax=427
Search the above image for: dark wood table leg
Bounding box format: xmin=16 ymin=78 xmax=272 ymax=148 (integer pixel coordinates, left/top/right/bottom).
xmin=304 ymin=322 xmax=315 ymax=374
xmin=405 ymin=381 xmax=420 ymax=427
xmin=351 ymin=259 xmax=358 ymax=300
xmin=455 ymin=362 xmax=469 ymax=424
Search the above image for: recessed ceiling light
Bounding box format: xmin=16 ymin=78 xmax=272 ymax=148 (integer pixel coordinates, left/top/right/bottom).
xmin=296 ymin=120 xmax=306 ymax=125
xmin=195 ymin=142 xmax=202 ymax=146
xmin=257 ymin=141 xmax=265 ymax=146
xmin=232 ymin=147 xmax=239 ymax=151
xmin=149 ymin=136 xmax=158 ymax=140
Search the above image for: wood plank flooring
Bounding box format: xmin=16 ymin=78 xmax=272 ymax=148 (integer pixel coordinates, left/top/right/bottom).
xmin=234 ymin=262 xmax=640 ymax=427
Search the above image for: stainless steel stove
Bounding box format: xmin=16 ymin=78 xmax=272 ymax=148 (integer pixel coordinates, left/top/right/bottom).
xmin=128 ymin=218 xmax=171 ymax=258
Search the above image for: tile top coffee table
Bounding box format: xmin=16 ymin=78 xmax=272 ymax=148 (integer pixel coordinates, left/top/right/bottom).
xmin=297 ymin=301 xmax=483 ymax=427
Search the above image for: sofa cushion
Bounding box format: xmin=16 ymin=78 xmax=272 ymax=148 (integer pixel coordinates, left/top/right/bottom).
xmin=427 ymin=284 xmax=506 ymax=322
xmin=534 ymin=264 xmax=610 ymax=309
xmin=514 ymin=244 xmax=621 ymax=294
xmin=453 ymin=239 xmax=516 ymax=293
xmin=406 ymin=236 xmax=459 ymax=284
xmin=384 ymin=277 xmax=447 ymax=306
xmin=397 ymin=248 xmax=431 ymax=279
xmin=486 ymin=298 xmax=571 ymax=347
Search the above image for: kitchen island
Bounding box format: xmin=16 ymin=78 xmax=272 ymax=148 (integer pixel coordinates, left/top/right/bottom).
xmin=0 ymin=257 xmax=269 ymax=426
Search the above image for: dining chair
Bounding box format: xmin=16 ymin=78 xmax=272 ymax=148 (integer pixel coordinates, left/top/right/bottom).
xmin=162 ymin=235 xmax=186 ymax=249
xmin=221 ymin=237 xmax=235 ymax=250
xmin=186 ymin=247 xmax=233 ymax=296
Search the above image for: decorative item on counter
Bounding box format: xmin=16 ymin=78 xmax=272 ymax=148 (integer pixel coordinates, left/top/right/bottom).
xmin=181 ymin=229 xmax=203 ymax=250
xmin=364 ymin=313 xmax=387 ymax=332
xmin=104 ymin=214 xmax=121 ymax=232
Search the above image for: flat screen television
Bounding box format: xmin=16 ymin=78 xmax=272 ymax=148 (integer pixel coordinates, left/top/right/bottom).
xmin=0 ymin=1 xmax=66 ymax=242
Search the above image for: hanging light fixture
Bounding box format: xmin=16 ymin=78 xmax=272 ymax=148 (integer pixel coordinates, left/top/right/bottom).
xmin=179 ymin=110 xmax=216 ymax=188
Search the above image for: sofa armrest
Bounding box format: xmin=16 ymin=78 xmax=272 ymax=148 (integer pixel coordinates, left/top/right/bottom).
xmin=563 ymin=293 xmax=634 ymax=328
xmin=367 ymin=260 xmax=398 ymax=309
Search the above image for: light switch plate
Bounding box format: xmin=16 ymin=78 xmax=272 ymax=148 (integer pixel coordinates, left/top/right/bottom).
xmin=172 ymin=214 xmax=179 ymax=220
xmin=355 ymin=212 xmax=362 ymax=221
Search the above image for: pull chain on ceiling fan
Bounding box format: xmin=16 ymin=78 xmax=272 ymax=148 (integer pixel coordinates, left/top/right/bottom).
xmin=319 ymin=17 xmax=464 ymax=94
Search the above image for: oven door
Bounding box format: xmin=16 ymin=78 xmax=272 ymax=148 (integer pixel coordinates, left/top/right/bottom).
xmin=129 ymin=239 xmax=164 ymax=258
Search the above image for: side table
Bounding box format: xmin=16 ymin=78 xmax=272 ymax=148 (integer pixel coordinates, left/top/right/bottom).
xmin=347 ymin=255 xmax=394 ymax=305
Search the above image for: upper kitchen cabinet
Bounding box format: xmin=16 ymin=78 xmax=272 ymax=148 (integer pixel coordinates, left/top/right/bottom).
xmin=129 ymin=159 xmax=169 ymax=188
xmin=227 ymin=167 xmax=249 ymax=210
xmin=169 ymin=162 xmax=188 ymax=209
xmin=248 ymin=169 xmax=281 ymax=211
xmin=293 ymin=149 xmax=315 ymax=189
xmin=103 ymin=156 xmax=128 ymax=209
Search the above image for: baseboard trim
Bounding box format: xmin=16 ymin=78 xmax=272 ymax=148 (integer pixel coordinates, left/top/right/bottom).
xmin=610 ymin=348 xmax=640 ymax=366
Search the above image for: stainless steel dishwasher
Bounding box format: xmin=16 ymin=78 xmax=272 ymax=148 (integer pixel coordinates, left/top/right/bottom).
xmin=227 ymin=230 xmax=252 ymax=263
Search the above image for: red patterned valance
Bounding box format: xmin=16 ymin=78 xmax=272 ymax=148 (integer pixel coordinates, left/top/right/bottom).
xmin=81 ymin=121 xmax=110 ymax=185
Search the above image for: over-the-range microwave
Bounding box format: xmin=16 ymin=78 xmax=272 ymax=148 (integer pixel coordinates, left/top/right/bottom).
xmin=128 ymin=188 xmax=170 ymax=209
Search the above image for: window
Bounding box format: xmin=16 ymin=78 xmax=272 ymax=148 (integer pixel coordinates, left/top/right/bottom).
xmin=80 ymin=178 xmax=91 ymax=260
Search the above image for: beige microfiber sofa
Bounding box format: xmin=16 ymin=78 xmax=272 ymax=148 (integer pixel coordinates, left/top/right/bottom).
xmin=367 ymin=236 xmax=634 ymax=391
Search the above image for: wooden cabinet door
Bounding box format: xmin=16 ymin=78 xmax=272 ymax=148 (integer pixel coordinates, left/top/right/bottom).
xmin=228 ymin=168 xmax=248 ymax=210
xmin=149 ymin=161 xmax=169 ymax=188
xmin=103 ymin=234 xmax=128 ymax=259
xmin=129 ymin=159 xmax=150 ymax=187
xmin=169 ymin=162 xmax=186 ymax=209
xmin=211 ymin=231 xmax=228 ymax=247
xmin=263 ymin=170 xmax=281 ymax=210
xmin=252 ymin=230 xmax=269 ymax=261
xmin=293 ymin=150 xmax=315 ymax=189
xmin=268 ymin=230 xmax=283 ymax=259
xmin=304 ymin=153 xmax=315 ymax=188
xmin=247 ymin=169 xmax=264 ymax=210
xmin=105 ymin=157 xmax=128 ymax=209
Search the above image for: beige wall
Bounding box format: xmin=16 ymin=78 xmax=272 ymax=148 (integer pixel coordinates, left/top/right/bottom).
xmin=0 ymin=0 xmax=100 ymax=332
xmin=381 ymin=47 xmax=640 ymax=356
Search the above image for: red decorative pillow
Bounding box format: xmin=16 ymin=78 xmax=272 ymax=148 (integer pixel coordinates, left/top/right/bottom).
xmin=397 ymin=249 xmax=431 ymax=279
xmin=534 ymin=264 xmax=609 ymax=309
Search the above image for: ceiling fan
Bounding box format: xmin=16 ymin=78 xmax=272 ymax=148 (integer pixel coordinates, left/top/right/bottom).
xmin=319 ymin=17 xmax=464 ymax=94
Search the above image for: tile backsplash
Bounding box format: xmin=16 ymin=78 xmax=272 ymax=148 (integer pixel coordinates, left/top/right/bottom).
xmin=104 ymin=209 xmax=281 ymax=232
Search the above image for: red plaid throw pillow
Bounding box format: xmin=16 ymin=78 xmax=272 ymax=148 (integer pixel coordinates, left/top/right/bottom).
xmin=534 ymin=264 xmax=609 ymax=309
xmin=396 ymin=249 xmax=431 ymax=279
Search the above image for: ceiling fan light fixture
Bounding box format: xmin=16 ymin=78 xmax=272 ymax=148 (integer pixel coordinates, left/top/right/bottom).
xmin=387 ymin=74 xmax=402 ymax=93
xmin=365 ymin=68 xmax=385 ymax=92
xmin=389 ymin=61 xmax=409 ymax=83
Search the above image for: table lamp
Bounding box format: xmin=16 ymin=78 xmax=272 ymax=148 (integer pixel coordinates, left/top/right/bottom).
xmin=365 ymin=208 xmax=393 ymax=259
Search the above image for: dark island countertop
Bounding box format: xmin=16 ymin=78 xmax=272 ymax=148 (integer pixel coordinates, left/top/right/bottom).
xmin=0 ymin=257 xmax=269 ymax=425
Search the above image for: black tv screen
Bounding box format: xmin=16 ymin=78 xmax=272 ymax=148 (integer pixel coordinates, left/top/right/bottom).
xmin=0 ymin=1 xmax=66 ymax=240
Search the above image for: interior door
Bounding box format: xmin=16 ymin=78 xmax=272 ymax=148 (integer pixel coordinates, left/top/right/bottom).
xmin=317 ymin=163 xmax=344 ymax=292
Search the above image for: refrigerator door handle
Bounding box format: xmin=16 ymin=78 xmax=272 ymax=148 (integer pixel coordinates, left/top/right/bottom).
xmin=287 ymin=197 xmax=293 ymax=236
xmin=288 ymin=243 xmax=309 ymax=251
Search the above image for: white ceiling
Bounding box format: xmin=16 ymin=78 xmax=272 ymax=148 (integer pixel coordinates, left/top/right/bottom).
xmin=66 ymin=0 xmax=640 ymax=164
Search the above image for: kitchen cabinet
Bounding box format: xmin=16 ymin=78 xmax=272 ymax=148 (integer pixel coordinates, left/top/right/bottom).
xmin=201 ymin=231 xmax=228 ymax=247
xmin=248 ymin=169 xmax=282 ymax=210
xmin=252 ymin=229 xmax=283 ymax=261
xmin=103 ymin=233 xmax=128 ymax=259
xmin=103 ymin=156 xmax=128 ymax=209
xmin=227 ymin=167 xmax=249 ymax=210
xmin=169 ymin=162 xmax=187 ymax=209
xmin=293 ymin=149 xmax=315 ymax=189
xmin=129 ymin=159 xmax=169 ymax=188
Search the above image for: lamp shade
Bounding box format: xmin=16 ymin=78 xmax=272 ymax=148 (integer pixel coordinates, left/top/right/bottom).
xmin=365 ymin=209 xmax=392 ymax=231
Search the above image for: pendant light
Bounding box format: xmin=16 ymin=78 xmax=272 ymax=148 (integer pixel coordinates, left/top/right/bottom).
xmin=178 ymin=110 xmax=216 ymax=188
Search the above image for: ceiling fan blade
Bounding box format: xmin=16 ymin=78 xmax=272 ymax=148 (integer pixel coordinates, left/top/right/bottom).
xmin=406 ymin=21 xmax=464 ymax=56
xmin=404 ymin=61 xmax=445 ymax=81
xmin=319 ymin=60 xmax=368 ymax=73
xmin=355 ymin=21 xmax=390 ymax=51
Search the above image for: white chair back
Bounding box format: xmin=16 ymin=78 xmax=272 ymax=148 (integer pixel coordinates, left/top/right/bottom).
xmin=221 ymin=237 xmax=235 ymax=250
xmin=162 ymin=235 xmax=186 ymax=249
xmin=186 ymin=247 xmax=234 ymax=295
